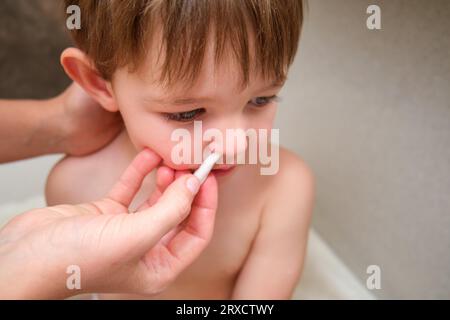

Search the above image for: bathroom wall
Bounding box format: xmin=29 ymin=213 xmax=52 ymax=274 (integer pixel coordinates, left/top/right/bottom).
xmin=277 ymin=0 xmax=450 ymax=298
xmin=1 ymin=0 xmax=449 ymax=299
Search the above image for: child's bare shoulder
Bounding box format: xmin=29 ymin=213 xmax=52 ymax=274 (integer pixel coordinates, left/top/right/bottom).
xmin=45 ymin=131 xmax=134 ymax=205
xmin=261 ymin=146 xmax=315 ymax=226
xmin=259 ymin=146 xmax=314 ymax=193
xmin=275 ymin=146 xmax=314 ymax=188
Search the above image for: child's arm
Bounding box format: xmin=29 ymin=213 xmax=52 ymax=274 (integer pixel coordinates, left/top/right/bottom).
xmin=231 ymin=156 xmax=314 ymax=299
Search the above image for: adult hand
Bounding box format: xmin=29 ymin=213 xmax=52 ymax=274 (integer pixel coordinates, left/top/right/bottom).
xmin=0 ymin=149 xmax=218 ymax=299
xmin=56 ymin=82 xmax=123 ymax=156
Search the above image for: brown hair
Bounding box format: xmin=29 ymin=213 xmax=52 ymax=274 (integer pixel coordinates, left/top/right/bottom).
xmin=64 ymin=0 xmax=303 ymax=88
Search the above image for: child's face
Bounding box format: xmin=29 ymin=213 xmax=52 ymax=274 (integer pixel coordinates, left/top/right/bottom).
xmin=109 ymin=40 xmax=284 ymax=171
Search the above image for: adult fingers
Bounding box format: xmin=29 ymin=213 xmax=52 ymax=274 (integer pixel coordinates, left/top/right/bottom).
xmin=140 ymin=166 xmax=175 ymax=210
xmin=163 ymin=174 xmax=218 ymax=273
xmin=120 ymin=174 xmax=202 ymax=257
xmin=107 ymin=149 xmax=161 ymax=208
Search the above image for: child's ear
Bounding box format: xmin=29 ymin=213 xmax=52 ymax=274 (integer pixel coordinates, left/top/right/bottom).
xmin=60 ymin=47 xmax=118 ymax=112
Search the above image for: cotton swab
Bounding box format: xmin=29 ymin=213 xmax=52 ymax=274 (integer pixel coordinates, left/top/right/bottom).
xmin=193 ymin=152 xmax=221 ymax=184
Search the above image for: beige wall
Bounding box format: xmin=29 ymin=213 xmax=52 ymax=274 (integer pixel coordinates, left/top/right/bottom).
xmin=1 ymin=0 xmax=449 ymax=299
xmin=278 ymin=0 xmax=450 ymax=298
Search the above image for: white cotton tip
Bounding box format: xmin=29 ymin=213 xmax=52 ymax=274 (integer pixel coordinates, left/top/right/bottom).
xmin=193 ymin=152 xmax=221 ymax=184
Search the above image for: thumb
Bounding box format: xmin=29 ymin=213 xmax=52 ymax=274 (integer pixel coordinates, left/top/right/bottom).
xmin=122 ymin=174 xmax=201 ymax=257
xmin=151 ymin=174 xmax=200 ymax=221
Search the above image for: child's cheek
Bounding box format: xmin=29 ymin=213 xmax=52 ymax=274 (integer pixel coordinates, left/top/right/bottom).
xmin=132 ymin=129 xmax=193 ymax=170
xmin=121 ymin=120 xmax=173 ymax=161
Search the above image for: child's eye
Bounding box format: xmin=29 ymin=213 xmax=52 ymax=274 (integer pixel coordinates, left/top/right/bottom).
xmin=249 ymin=95 xmax=280 ymax=107
xmin=164 ymin=108 xmax=205 ymax=122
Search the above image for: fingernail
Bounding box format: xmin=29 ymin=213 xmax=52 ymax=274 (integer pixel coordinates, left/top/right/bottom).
xmin=186 ymin=176 xmax=200 ymax=194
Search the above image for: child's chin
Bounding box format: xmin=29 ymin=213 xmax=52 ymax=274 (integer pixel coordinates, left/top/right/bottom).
xmin=211 ymin=166 xmax=237 ymax=178
xmin=161 ymin=160 xmax=196 ymax=172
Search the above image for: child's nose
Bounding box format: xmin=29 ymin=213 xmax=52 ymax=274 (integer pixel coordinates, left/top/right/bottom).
xmin=206 ymin=120 xmax=248 ymax=163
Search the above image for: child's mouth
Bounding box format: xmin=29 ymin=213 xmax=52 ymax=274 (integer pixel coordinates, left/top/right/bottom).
xmin=211 ymin=165 xmax=236 ymax=177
